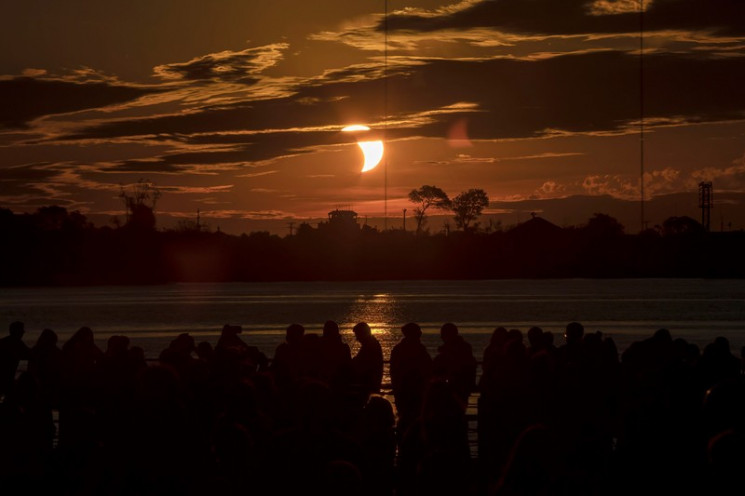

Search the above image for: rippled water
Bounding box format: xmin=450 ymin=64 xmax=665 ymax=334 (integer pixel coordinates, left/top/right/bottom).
xmin=2 ymin=279 xmax=745 ymax=358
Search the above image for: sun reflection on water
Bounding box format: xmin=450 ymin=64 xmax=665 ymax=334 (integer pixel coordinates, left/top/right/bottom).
xmin=341 ymin=293 xmax=400 ymax=357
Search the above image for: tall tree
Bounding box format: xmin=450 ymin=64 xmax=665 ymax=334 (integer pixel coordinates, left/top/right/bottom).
xmin=408 ymin=185 xmax=451 ymax=233
xmin=120 ymin=179 xmax=161 ymax=231
xmin=451 ymin=188 xmax=489 ymax=231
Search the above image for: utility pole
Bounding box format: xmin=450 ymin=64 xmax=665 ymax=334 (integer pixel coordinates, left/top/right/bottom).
xmin=403 ymin=208 xmax=407 ymax=231
xmin=287 ymin=221 xmax=295 ymax=236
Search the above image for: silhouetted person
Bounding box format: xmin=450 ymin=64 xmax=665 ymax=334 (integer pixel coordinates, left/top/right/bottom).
xmin=216 ymin=324 xmax=247 ymax=355
xmin=433 ymin=322 xmax=476 ymax=404
xmin=322 ymin=460 xmax=364 ymax=496
xmin=0 ymin=371 xmax=56 ymax=488
xmin=97 ymin=335 xmax=133 ymax=390
xmin=159 ymin=332 xmax=198 ymax=380
xmin=0 ymin=321 xmax=30 ymax=398
xmin=494 ymin=424 xmax=559 ymax=496
xmin=319 ymin=320 xmax=352 ymax=387
xmin=555 ymin=321 xmax=585 ymax=380
xmin=400 ymin=379 xmax=471 ymax=496
xmin=272 ymin=323 xmax=306 ymax=386
xmin=216 ymin=324 xmax=267 ymax=374
xmin=28 ymin=328 xmax=62 ymax=407
xmin=479 ymin=328 xmax=531 ymax=474
xmin=390 ymin=322 xmax=432 ymax=433
xmin=699 ymin=336 xmax=740 ymax=390
xmin=707 ymin=429 xmax=745 ymax=495
xmin=61 ymin=326 xmax=102 ymax=377
xmin=527 ymin=326 xmax=545 ymax=355
xmin=59 ymin=326 xmax=102 ymax=448
xmin=479 ymin=326 xmax=507 ymax=391
xmin=352 ymin=322 xmax=383 ymax=396
xmin=196 ymin=341 xmax=215 ymax=363
xmin=353 ymin=396 xmax=396 ymax=495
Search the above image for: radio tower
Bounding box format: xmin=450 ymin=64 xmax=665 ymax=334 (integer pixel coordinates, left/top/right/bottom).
xmin=698 ymin=182 xmax=713 ymax=232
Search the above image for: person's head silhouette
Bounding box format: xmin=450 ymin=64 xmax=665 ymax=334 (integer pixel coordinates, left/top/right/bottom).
xmin=286 ymin=323 xmax=305 ymax=344
xmin=564 ymin=322 xmax=584 ymax=345
xmin=323 ymin=320 xmax=341 ymax=339
xmin=353 ymin=322 xmax=372 ymax=343
xmin=440 ymin=322 xmax=459 ymax=343
xmin=401 ymin=322 xmax=422 ymax=340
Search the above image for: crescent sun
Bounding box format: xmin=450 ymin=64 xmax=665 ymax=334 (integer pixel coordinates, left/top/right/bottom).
xmin=357 ymin=140 xmax=384 ymax=173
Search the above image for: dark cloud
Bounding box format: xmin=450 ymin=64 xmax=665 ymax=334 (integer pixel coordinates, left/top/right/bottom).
xmin=382 ymin=0 xmax=745 ymax=37
xmin=0 ymin=163 xmax=60 ymax=182
xmin=0 ymin=163 xmax=71 ymax=203
xmin=300 ymin=51 xmax=745 ymax=139
xmin=0 ymin=77 xmax=162 ymax=128
xmin=62 ymin=51 xmax=745 ymax=168
xmin=108 ymin=130 xmax=347 ymax=172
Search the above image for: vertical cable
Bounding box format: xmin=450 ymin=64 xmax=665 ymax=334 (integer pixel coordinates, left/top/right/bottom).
xmin=639 ymin=0 xmax=645 ymax=232
xmin=384 ymin=0 xmax=388 ymax=230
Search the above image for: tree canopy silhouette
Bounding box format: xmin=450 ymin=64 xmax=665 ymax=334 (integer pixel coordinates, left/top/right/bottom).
xmin=0 ymin=203 xmax=744 ymax=284
xmin=408 ymin=185 xmax=451 ymax=234
xmin=119 ymin=179 xmax=161 ymax=231
xmin=662 ymin=216 xmax=706 ymax=236
xmin=583 ymin=213 xmax=625 ymax=237
xmin=451 ymin=188 xmax=489 ymax=231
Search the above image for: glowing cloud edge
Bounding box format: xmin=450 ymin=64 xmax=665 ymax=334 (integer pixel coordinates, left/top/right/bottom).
xmin=342 ymin=124 xmax=371 ymax=132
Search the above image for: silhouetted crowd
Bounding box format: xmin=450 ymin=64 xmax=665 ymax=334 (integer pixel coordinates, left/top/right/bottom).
xmin=0 ymin=319 xmax=744 ymax=495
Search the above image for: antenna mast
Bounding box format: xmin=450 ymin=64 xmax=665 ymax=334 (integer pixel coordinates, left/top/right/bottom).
xmin=383 ymin=0 xmax=389 ymax=231
xmin=639 ymin=0 xmax=645 ymax=232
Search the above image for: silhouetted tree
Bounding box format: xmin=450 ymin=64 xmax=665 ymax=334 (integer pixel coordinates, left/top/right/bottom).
xmin=583 ymin=213 xmax=625 ymax=237
xmin=120 ymin=179 xmax=161 ymax=231
xmin=451 ymin=188 xmax=489 ymax=231
xmin=661 ymin=216 xmax=706 ymax=236
xmin=408 ymin=185 xmax=451 ymax=234
xmin=34 ymin=206 xmax=89 ymax=231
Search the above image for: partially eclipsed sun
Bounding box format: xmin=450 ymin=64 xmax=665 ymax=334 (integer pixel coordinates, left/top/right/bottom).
xmin=357 ymin=141 xmax=384 ymax=172
xmin=342 ymin=124 xmax=384 ymax=173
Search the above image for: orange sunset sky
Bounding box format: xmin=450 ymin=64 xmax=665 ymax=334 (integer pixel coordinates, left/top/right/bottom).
xmin=2 ymin=0 xmax=744 ymax=234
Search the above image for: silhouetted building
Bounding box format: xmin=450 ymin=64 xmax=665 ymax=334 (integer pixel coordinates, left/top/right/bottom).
xmin=506 ymin=216 xmax=564 ymax=241
xmin=328 ymin=209 xmax=358 ymax=225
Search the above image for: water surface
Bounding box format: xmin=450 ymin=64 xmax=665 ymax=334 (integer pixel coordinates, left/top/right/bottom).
xmin=2 ymin=279 xmax=744 ymax=358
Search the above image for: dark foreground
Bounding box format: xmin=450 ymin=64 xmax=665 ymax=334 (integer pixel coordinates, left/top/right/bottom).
xmin=0 ymin=319 xmax=743 ymax=495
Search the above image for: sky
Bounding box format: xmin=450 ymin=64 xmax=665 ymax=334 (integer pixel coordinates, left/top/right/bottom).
xmin=2 ymin=0 xmax=744 ymax=234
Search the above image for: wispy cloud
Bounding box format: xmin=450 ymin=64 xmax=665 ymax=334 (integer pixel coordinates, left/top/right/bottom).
xmin=237 ymin=169 xmax=278 ymax=178
xmin=153 ymin=43 xmax=289 ymax=83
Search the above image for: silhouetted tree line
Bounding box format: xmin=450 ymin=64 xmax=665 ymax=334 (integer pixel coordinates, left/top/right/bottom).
xmin=1 ymin=205 xmax=744 ymax=285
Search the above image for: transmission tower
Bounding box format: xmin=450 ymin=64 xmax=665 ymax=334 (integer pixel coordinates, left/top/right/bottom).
xmin=698 ymin=182 xmax=713 ymax=232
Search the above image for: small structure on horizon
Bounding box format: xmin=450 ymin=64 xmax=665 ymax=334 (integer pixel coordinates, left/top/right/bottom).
xmin=699 ymin=182 xmax=713 ymax=232
xmin=328 ymin=208 xmax=358 ymax=224
xmin=323 ymin=208 xmax=361 ymax=235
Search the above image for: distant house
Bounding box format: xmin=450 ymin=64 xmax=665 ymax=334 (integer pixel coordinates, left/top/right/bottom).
xmin=327 ymin=209 xmax=359 ymax=225
xmin=320 ymin=209 xmax=361 ymax=236
xmin=500 ymin=216 xmax=569 ymax=276
xmin=505 ymin=215 xmax=564 ymax=243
